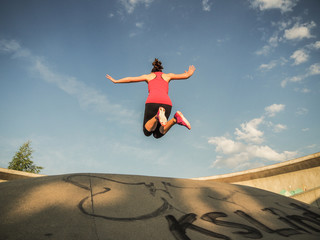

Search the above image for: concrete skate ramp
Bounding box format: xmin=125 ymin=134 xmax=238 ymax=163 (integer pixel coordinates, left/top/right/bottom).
xmin=1 ymin=173 xmax=320 ymax=239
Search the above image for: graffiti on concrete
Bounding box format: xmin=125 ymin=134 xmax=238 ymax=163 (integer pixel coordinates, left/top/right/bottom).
xmin=166 ymin=203 xmax=320 ymax=240
xmin=280 ymin=187 xmax=305 ymax=197
xmin=64 ymin=174 xmax=320 ymax=239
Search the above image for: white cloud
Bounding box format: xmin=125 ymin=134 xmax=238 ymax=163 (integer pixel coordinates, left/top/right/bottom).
xmin=259 ymin=58 xmax=287 ymax=71
xmin=247 ymin=145 xmax=295 ymax=161
xmin=135 ymin=22 xmax=144 ymax=28
xmin=307 ymin=41 xmax=320 ymax=50
xmin=280 ymin=79 xmax=288 ymax=88
xmin=0 ymin=39 xmax=136 ymax=124
xmin=235 ymin=117 xmax=265 ymax=144
xmin=295 ymin=107 xmax=308 ymax=116
xmin=274 ymin=20 xmax=292 ymax=31
xmin=268 ymin=35 xmax=280 ymax=46
xmin=290 ymin=49 xmax=309 ymax=65
xmin=259 ymin=61 xmax=277 ymax=71
xmin=119 ymin=0 xmax=154 ymax=14
xmin=202 ymin=0 xmax=212 ymax=11
xmin=307 ymin=63 xmax=320 ymax=76
xmin=128 ymin=22 xmax=145 ymax=37
xmin=281 ymin=62 xmax=320 ymax=87
xmin=129 ymin=32 xmax=138 ymax=38
xmin=208 ymin=104 xmax=296 ymax=170
xmin=265 ymin=103 xmax=285 ymax=117
xmin=0 ymin=39 xmax=21 ymax=52
xmin=33 ymin=60 xmax=128 ymax=116
xmin=256 ymin=45 xmax=272 ymax=56
xmin=295 ymin=87 xmax=311 ymax=93
xmin=294 ymin=87 xmax=311 ymax=93
xmin=250 ymin=0 xmax=298 ymax=13
xmin=284 ymin=22 xmax=316 ymax=40
xmin=273 ymin=123 xmax=287 ymax=132
xmin=281 ymin=75 xmax=303 ymax=87
xmin=312 ymin=41 xmax=320 ymax=49
xmin=0 ymin=39 xmax=31 ymax=58
xmin=209 ymin=136 xmax=297 ymax=169
xmin=306 ymin=144 xmax=317 ymax=150
xmin=208 ymin=137 xmax=244 ymax=154
xmin=255 ymin=19 xmax=318 ymax=59
xmin=216 ymin=37 xmax=230 ymax=46
xmin=256 ymin=20 xmax=317 ymax=57
xmin=255 ymin=32 xmax=281 ymax=56
xmin=301 ymin=88 xmax=310 ymax=93
xmin=211 ymin=152 xmax=249 ymax=169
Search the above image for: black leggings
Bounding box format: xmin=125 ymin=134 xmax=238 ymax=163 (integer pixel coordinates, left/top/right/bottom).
xmin=143 ymin=103 xmax=172 ymax=138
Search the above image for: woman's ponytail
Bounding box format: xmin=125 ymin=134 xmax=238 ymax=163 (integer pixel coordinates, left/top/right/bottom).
xmin=151 ymin=58 xmax=163 ymax=72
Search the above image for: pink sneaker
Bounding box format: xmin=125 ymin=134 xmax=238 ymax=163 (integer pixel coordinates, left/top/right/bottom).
xmin=174 ymin=111 xmax=191 ymax=130
xmin=156 ymin=107 xmax=167 ymax=126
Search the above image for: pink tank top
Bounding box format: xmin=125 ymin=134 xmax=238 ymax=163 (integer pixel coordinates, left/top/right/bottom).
xmin=145 ymin=72 xmax=172 ymax=106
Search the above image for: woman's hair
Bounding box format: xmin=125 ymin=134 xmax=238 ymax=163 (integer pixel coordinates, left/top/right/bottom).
xmin=151 ymin=58 xmax=163 ymax=72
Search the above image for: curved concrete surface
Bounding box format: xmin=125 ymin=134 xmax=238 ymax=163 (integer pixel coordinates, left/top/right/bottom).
xmin=1 ymin=173 xmax=320 ymax=240
xmin=0 ymin=167 xmax=45 ymax=182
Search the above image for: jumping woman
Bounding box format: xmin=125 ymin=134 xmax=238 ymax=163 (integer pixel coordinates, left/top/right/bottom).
xmin=106 ymin=58 xmax=196 ymax=139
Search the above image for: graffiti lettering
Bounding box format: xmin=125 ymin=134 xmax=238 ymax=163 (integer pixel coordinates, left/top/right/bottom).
xmin=166 ymin=214 xmax=230 ymax=240
xmin=263 ymin=207 xmax=311 ymax=233
xmin=235 ymin=210 xmax=301 ymax=237
xmin=63 ymin=174 xmax=320 ymax=239
xmin=290 ymin=203 xmax=320 ymax=220
xmin=201 ymin=212 xmax=262 ymax=239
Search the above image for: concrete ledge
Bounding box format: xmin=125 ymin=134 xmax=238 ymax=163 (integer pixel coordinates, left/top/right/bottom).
xmin=0 ymin=168 xmax=45 ymax=181
xmin=193 ymin=152 xmax=320 ymax=208
xmin=194 ymin=152 xmax=320 ymax=183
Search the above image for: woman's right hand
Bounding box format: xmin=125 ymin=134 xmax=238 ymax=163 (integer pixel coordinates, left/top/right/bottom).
xmin=106 ymin=74 xmax=116 ymax=83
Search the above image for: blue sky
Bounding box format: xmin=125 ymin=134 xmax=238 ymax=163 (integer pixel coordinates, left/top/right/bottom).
xmin=0 ymin=0 xmax=319 ymax=178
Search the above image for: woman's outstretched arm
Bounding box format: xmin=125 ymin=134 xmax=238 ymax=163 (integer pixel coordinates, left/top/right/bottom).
xmin=106 ymin=74 xmax=152 ymax=83
xmin=164 ymin=65 xmax=196 ymax=81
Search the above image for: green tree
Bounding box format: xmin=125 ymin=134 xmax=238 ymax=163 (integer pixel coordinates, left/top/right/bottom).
xmin=8 ymin=141 xmax=43 ymax=174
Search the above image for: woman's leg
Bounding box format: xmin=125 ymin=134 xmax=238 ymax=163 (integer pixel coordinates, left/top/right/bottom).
xmin=159 ymin=111 xmax=191 ymax=135
xmin=152 ymin=104 xmax=172 ymax=139
xmin=143 ymin=103 xmax=158 ymax=136
xmin=145 ymin=106 xmax=167 ymax=132
xmin=144 ymin=115 xmax=158 ymax=132
xmin=159 ymin=118 xmax=176 ymax=135
xmin=143 ymin=103 xmax=168 ymax=136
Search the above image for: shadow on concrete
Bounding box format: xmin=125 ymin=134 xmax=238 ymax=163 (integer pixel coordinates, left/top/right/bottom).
xmin=311 ymin=197 xmax=320 ymax=209
xmin=1 ymin=174 xmax=320 ymax=240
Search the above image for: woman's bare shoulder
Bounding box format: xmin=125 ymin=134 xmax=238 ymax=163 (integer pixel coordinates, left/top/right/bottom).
xmin=146 ymin=73 xmax=157 ymax=82
xmin=161 ymin=73 xmax=171 ymax=82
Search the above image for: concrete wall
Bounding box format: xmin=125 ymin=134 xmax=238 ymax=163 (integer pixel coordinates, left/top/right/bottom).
xmin=195 ymin=152 xmax=320 ymax=208
xmin=0 ymin=168 xmax=45 ymax=182
xmin=291 ymin=186 xmax=320 ymax=208
xmin=232 ymin=166 xmax=320 ymax=195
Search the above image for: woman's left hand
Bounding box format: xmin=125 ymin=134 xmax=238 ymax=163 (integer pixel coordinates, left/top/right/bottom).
xmin=185 ymin=65 xmax=196 ymax=76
